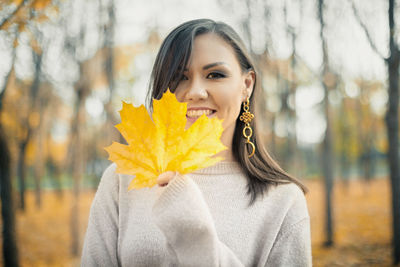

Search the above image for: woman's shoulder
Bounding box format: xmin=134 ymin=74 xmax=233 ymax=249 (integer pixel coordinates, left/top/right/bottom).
xmin=95 ymin=163 xmax=121 ymax=194
xmin=103 ymin=163 xmax=118 ymax=177
xmin=264 ymin=182 xmax=309 ymax=221
xmin=271 ymin=182 xmax=306 ymax=201
xmin=99 ymin=163 xmax=118 ymax=182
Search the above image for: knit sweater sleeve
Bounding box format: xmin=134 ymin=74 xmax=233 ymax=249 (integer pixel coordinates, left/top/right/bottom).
xmin=264 ymin=188 xmax=312 ymax=267
xmin=151 ymin=174 xmax=245 ymax=266
xmin=81 ymin=164 xmax=120 ymax=267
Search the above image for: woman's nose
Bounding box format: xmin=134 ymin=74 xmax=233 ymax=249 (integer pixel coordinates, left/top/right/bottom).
xmin=184 ymin=79 xmax=208 ymax=101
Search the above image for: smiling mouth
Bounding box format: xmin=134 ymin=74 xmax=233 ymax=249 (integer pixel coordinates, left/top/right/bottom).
xmin=186 ymin=109 xmax=216 ymax=119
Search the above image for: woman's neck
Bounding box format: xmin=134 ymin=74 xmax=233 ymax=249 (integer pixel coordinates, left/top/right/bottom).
xmin=216 ymin=148 xmax=235 ymax=162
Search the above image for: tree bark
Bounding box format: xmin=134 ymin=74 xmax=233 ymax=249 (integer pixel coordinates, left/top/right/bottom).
xmin=48 ymin=157 xmax=64 ymax=199
xmin=16 ymin=141 xmax=28 ymax=211
xmin=0 ymin=123 xmax=19 ymax=267
xmin=284 ymin=0 xmax=299 ymax=176
xmin=339 ymin=99 xmax=350 ymax=187
xmin=70 ymin=81 xmax=89 ymax=256
xmin=31 ymin=52 xmax=44 ymax=209
xmin=102 ymin=0 xmax=120 ymax=144
xmin=0 ymin=35 xmax=19 ymax=266
xmin=386 ymin=0 xmax=400 ymax=264
xmin=33 ymin=105 xmax=46 ymax=209
xmin=16 ymin=50 xmax=43 ymax=211
xmin=318 ymin=0 xmax=334 ymax=246
xmin=386 ymin=57 xmax=400 ymax=264
xmin=386 ymin=1 xmax=400 ymax=263
xmin=351 ymin=0 xmax=400 ymax=262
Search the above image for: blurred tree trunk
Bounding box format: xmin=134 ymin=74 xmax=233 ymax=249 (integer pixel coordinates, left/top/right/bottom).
xmin=70 ymin=80 xmax=89 ymax=256
xmin=357 ymin=82 xmax=377 ymax=183
xmin=47 ymin=157 xmax=64 ymax=199
xmin=355 ymin=96 xmax=364 ymax=179
xmin=351 ymin=0 xmax=400 ymax=262
xmin=284 ymin=1 xmax=299 ymax=175
xmin=0 ymin=125 xmax=19 ymax=267
xmin=339 ymin=98 xmax=350 ymax=186
xmin=269 ymin=113 xmax=277 ymax=156
xmin=386 ymin=0 xmax=400 ymax=263
xmin=61 ymin=0 xmax=92 ymax=256
xmin=33 ymin=119 xmax=44 ymax=208
xmin=33 ymin=93 xmax=49 ymax=208
xmin=102 ymin=0 xmax=120 ymax=144
xmin=278 ymin=74 xmax=291 ymax=169
xmin=46 ymin=119 xmax=64 ymax=199
xmin=0 ymin=46 xmax=19 ymax=266
xmin=318 ymin=0 xmax=334 ymax=247
xmin=288 ymin=50 xmax=298 ymax=176
xmin=16 ymin=50 xmax=43 ymax=211
xmin=16 ymin=140 xmax=28 ymax=211
xmin=45 ymin=94 xmax=64 ymax=199
xmin=363 ymin=119 xmax=376 ymax=182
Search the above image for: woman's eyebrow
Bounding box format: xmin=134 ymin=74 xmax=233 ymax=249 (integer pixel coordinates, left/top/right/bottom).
xmin=202 ymin=62 xmax=227 ymax=70
xmin=181 ymin=62 xmax=227 ymax=72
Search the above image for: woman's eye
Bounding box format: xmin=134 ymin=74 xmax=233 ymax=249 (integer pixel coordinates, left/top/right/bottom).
xmin=207 ymin=72 xmax=225 ymax=79
xmin=181 ymin=75 xmax=188 ymax=80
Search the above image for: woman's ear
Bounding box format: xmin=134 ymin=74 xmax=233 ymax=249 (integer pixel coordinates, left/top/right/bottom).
xmin=242 ymin=70 xmax=255 ymax=101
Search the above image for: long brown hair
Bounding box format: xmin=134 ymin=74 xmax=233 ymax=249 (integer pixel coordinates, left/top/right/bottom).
xmin=146 ymin=19 xmax=307 ymax=206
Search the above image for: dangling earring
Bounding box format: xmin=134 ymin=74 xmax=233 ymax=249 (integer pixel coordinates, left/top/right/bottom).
xmin=239 ymin=96 xmax=255 ymax=158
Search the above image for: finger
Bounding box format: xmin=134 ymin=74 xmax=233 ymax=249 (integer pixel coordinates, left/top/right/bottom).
xmin=157 ymin=171 xmax=176 ymax=187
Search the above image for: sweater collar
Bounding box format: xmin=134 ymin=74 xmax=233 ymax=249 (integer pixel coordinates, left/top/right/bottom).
xmin=192 ymin=161 xmax=243 ymax=175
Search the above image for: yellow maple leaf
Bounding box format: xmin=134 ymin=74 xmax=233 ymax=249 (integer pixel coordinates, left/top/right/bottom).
xmin=105 ymin=89 xmax=227 ymax=190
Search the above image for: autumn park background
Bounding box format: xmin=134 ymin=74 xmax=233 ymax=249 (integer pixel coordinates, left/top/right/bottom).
xmin=0 ymin=0 xmax=400 ymax=266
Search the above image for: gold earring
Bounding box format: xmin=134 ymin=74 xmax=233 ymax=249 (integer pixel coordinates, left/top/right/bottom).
xmin=239 ymin=97 xmax=255 ymax=158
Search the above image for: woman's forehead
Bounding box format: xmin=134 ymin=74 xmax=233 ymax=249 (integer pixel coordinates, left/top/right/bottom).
xmin=184 ymin=33 xmax=239 ymax=69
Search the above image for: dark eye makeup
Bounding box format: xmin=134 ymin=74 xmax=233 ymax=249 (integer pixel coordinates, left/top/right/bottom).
xmin=173 ymin=69 xmax=228 ymax=82
xmin=207 ymin=72 xmax=226 ymax=79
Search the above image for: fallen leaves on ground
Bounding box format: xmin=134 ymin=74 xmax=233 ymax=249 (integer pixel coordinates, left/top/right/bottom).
xmin=305 ymin=178 xmax=393 ymax=266
xmin=0 ymin=178 xmax=393 ymax=266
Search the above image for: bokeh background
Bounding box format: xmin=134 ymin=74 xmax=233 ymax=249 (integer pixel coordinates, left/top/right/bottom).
xmin=0 ymin=0 xmax=399 ymax=266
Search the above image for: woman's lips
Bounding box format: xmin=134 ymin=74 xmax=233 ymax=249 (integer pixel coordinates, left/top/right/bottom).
xmin=186 ymin=108 xmax=216 ymax=123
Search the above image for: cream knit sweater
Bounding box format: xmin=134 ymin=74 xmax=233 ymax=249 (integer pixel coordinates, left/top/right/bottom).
xmin=81 ymin=162 xmax=312 ymax=266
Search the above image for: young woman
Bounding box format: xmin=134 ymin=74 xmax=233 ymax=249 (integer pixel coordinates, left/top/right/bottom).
xmin=81 ymin=19 xmax=312 ymax=266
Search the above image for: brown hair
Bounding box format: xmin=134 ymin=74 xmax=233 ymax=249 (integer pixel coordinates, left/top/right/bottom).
xmin=146 ymin=19 xmax=307 ymax=206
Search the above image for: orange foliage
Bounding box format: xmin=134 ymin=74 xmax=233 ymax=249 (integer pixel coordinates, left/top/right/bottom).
xmin=47 ymin=139 xmax=68 ymax=166
xmin=0 ymin=190 xmax=95 ymax=266
xmin=1 ymin=0 xmax=56 ymax=33
xmin=0 ymin=179 xmax=392 ymax=266
xmin=32 ymin=0 xmax=52 ymax=10
xmin=306 ymin=178 xmax=392 ymax=266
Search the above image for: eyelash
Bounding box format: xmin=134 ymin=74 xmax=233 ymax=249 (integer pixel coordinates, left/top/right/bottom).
xmin=179 ymin=72 xmax=226 ymax=81
xmin=207 ymin=72 xmax=226 ymax=79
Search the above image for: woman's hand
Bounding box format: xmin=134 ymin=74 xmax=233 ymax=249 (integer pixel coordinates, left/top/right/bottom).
xmin=155 ymin=171 xmax=177 ymax=198
xmin=157 ymin=171 xmax=177 ymax=187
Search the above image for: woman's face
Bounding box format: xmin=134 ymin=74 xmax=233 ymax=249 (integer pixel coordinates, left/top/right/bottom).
xmin=174 ymin=33 xmax=255 ymax=159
